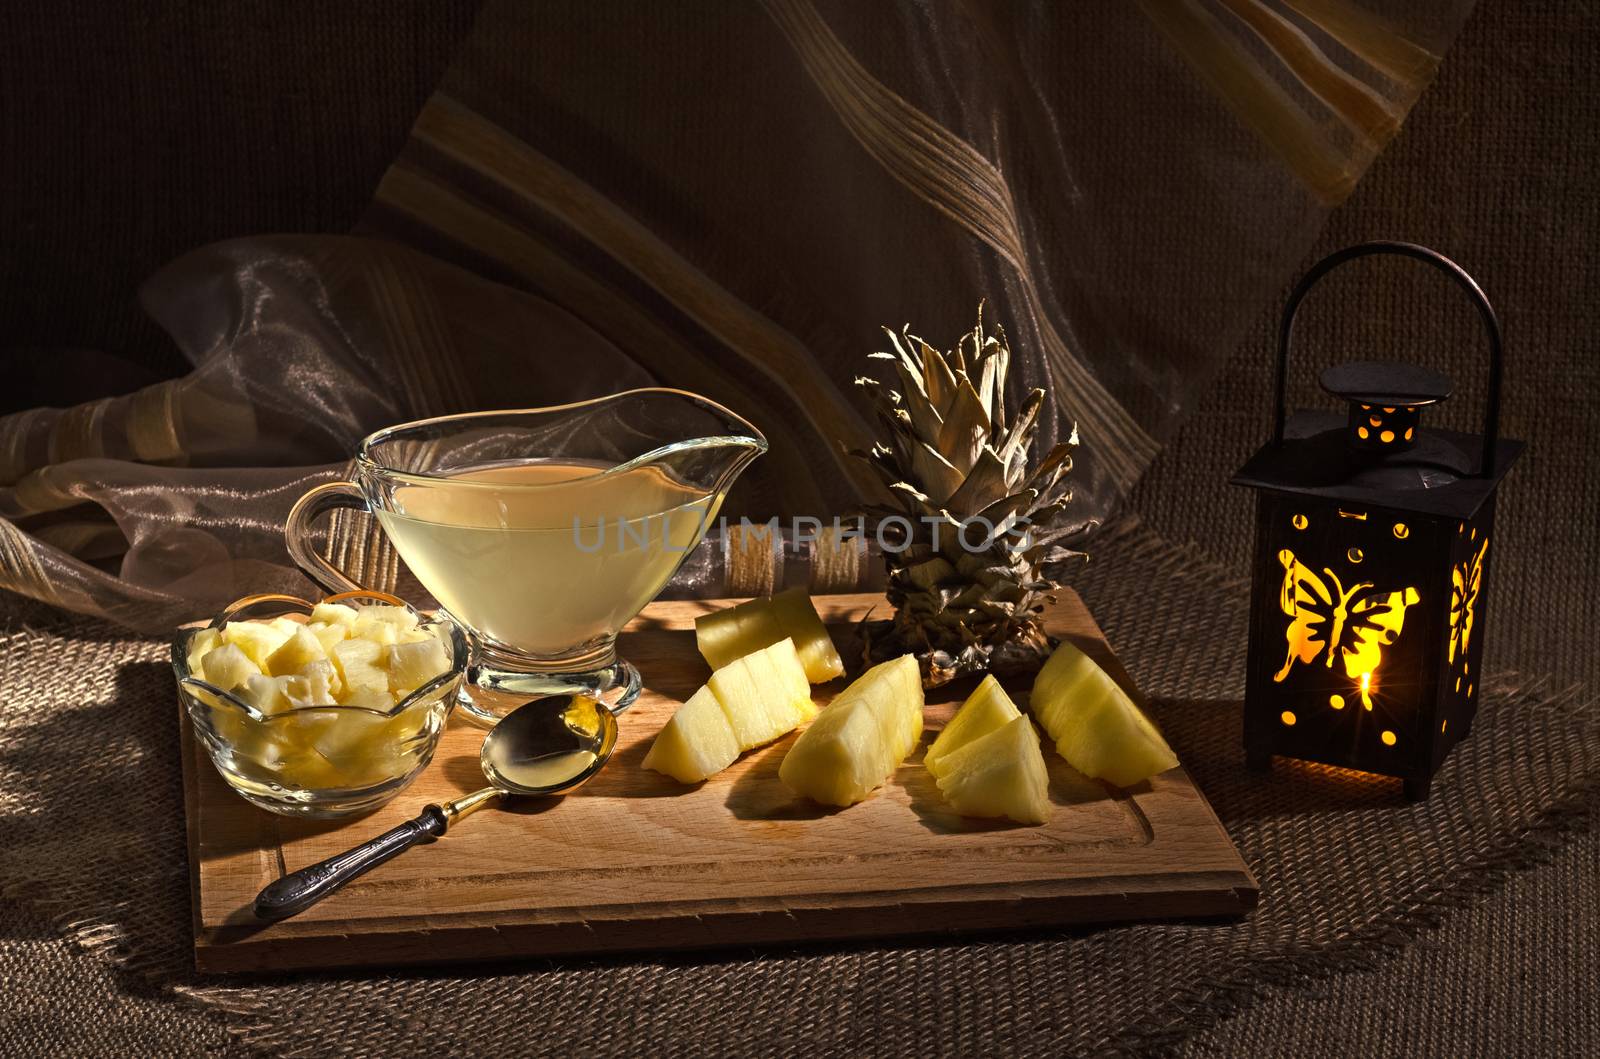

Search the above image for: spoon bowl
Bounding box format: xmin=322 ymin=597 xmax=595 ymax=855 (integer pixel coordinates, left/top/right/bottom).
xmin=483 ymin=693 xmax=617 ymax=795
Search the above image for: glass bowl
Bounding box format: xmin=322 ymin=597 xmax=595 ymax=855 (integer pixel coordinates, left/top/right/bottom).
xmin=172 ymin=590 xmax=468 ymax=818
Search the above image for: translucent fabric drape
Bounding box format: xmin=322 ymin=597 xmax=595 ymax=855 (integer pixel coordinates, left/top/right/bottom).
xmin=0 ymin=0 xmax=1475 ymax=631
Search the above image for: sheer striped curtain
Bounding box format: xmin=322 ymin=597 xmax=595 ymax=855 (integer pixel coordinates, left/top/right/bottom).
xmin=0 ymin=0 xmax=1474 ymax=629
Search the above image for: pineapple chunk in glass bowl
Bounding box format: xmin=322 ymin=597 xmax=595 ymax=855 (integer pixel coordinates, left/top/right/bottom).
xmin=172 ymin=590 xmax=468 ymax=818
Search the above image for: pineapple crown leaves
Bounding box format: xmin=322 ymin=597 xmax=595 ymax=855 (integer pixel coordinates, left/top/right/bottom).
xmin=851 ymin=304 xmax=1089 ymax=684
xmin=850 ymin=304 xmax=1077 ymax=536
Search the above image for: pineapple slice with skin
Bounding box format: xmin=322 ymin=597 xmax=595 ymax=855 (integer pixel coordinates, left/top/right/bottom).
xmin=696 ymin=601 xmax=784 ymax=672
xmin=264 ymin=625 xmax=327 ymax=677
xmin=706 ymin=638 xmax=816 ymax=751
xmin=768 ymin=588 xmax=846 ymax=682
xmin=332 ymin=638 xmax=389 ymax=700
xmin=642 ymin=685 xmax=742 ymax=784
xmin=200 ymin=642 xmax=258 ymax=692
xmin=384 ymin=636 xmax=451 ymax=696
xmin=1030 ymin=640 xmax=1177 ymax=787
xmin=696 ymin=587 xmax=845 ymax=683
xmin=934 ymin=714 xmax=1052 ymax=825
xmin=779 ymin=655 xmax=923 ymax=806
xmin=924 ymin=674 xmax=1022 ymax=779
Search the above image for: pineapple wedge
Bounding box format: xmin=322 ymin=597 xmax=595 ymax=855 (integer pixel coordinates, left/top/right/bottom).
xmin=237 ymin=674 xmax=293 ymax=716
xmin=222 ymin=619 xmax=295 ymax=670
xmin=354 ymin=604 xmax=420 ymax=642
xmin=644 ymin=641 xmax=813 ymax=785
xmin=1030 ymin=640 xmax=1177 ymax=787
xmin=924 ymin=675 xmax=1022 ymax=779
xmin=351 ymin=617 xmax=402 ymax=647
xmin=697 ymin=599 xmax=783 ymax=671
xmin=706 ymin=637 xmax=816 ymax=750
xmin=199 ymin=642 xmax=257 ymax=692
xmin=779 ymin=655 xmax=923 ymax=806
xmin=186 ymin=628 xmax=222 ymax=672
xmin=332 ymin=638 xmax=389 ymax=699
xmin=282 ymin=659 xmax=341 ymax=707
xmin=308 ymin=601 xmax=359 ymax=627
xmin=341 ymin=686 xmax=397 ymax=710
xmin=934 ymin=715 xmax=1052 ymax=825
xmin=308 ymin=711 xmax=392 ymax=768
xmin=264 ymin=625 xmax=327 ymax=677
xmin=305 ymin=620 xmax=349 ymax=654
xmin=384 ymin=636 xmax=451 ymax=696
xmin=696 ymin=587 xmax=845 ymax=683
xmin=642 ymin=686 xmax=742 ymax=784
xmin=768 ymin=588 xmax=845 ymax=682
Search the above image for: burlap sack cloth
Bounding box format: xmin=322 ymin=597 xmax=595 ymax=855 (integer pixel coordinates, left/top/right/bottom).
xmin=0 ymin=508 xmax=1595 ymax=1057
xmin=4 ymin=3 xmax=1598 ymax=1057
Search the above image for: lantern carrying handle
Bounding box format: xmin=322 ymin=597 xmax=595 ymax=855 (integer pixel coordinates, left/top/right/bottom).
xmin=1273 ymin=240 xmax=1503 ymax=477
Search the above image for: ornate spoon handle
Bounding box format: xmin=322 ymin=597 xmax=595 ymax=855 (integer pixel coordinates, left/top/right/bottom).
xmin=253 ymin=805 xmax=449 ymax=921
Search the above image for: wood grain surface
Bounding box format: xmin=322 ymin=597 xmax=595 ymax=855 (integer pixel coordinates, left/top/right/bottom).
xmin=180 ymin=591 xmax=1256 ymax=973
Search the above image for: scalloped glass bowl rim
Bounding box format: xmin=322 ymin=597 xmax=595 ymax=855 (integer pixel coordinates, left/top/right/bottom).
xmin=170 ymin=589 xmax=470 ymax=725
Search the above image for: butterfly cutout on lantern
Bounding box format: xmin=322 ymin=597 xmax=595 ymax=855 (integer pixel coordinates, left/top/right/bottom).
xmin=1449 ymin=536 xmax=1488 ymax=666
xmin=1272 ymin=548 xmax=1421 ymax=710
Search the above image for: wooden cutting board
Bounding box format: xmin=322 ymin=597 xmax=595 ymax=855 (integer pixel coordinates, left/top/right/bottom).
xmin=180 ymin=591 xmax=1256 ymax=973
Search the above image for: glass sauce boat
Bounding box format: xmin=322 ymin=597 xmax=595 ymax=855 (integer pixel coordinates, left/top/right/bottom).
xmin=285 ymin=389 xmax=766 ymax=725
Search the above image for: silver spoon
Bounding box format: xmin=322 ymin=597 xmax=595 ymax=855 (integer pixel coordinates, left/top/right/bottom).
xmin=253 ymin=694 xmax=618 ymax=921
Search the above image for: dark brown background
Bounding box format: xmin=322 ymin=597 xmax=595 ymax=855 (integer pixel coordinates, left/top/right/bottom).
xmin=0 ymin=1 xmax=479 ymax=409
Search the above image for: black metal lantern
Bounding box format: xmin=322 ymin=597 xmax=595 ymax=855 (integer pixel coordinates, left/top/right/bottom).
xmin=1231 ymin=242 xmax=1523 ymax=800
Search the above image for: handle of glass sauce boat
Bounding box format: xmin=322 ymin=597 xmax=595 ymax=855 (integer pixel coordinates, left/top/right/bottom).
xmin=284 ymin=480 xmax=372 ymax=595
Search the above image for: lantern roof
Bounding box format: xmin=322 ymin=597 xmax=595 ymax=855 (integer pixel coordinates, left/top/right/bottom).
xmin=1320 ymin=360 xmax=1452 ymax=407
xmin=1230 ymin=410 xmax=1523 ymax=520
